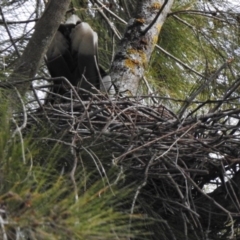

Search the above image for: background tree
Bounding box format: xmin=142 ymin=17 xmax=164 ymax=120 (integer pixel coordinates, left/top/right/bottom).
xmin=1 ymin=0 xmax=240 ymax=239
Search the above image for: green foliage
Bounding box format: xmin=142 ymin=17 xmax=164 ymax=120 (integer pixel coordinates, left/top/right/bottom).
xmin=0 ymin=102 xmax=147 ymax=240
xmin=2 ymin=1 xmax=240 ymax=238
xmin=147 ymin=0 xmax=240 ymax=112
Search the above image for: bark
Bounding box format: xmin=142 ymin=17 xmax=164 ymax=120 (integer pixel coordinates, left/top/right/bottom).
xmin=9 ymin=0 xmax=71 ymax=96
xmin=109 ymin=0 xmax=174 ymax=96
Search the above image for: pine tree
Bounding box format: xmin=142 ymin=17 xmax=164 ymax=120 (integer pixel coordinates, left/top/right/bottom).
xmin=1 ymin=0 xmax=240 ymax=239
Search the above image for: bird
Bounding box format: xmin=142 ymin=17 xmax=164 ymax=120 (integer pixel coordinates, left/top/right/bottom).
xmin=45 ymin=15 xmax=105 ymax=103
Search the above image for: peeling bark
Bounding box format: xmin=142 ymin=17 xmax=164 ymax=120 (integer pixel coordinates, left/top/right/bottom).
xmin=110 ymin=0 xmax=174 ymax=96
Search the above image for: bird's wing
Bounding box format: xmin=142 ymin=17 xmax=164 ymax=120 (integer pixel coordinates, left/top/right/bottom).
xmin=46 ymin=31 xmax=74 ymax=81
xmin=46 ymin=30 xmax=76 ymax=101
xmin=70 ymin=22 xmax=100 ymax=93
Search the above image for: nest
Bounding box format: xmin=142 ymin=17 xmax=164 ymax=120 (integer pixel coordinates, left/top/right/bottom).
xmin=27 ymin=89 xmax=240 ymax=239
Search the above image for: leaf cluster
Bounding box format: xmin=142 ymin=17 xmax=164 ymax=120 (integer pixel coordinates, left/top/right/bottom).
xmin=0 ymin=100 xmax=147 ymax=240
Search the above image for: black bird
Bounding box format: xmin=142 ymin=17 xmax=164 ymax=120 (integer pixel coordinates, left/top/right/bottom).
xmin=46 ymin=15 xmax=102 ymax=102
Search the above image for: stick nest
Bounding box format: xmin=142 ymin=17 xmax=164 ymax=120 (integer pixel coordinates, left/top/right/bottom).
xmin=27 ymin=90 xmax=240 ymax=239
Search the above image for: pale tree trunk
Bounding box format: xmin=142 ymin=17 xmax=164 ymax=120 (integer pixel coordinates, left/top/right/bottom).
xmin=109 ymin=0 xmax=174 ymax=96
xmin=9 ymin=0 xmax=71 ymax=96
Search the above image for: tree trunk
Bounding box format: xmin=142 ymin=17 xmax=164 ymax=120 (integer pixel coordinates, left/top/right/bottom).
xmin=9 ymin=0 xmax=71 ymax=97
xmin=110 ymin=0 xmax=174 ymax=96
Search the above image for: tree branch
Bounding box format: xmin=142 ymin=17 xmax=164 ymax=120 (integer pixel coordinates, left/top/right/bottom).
xmin=8 ymin=0 xmax=71 ymax=99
